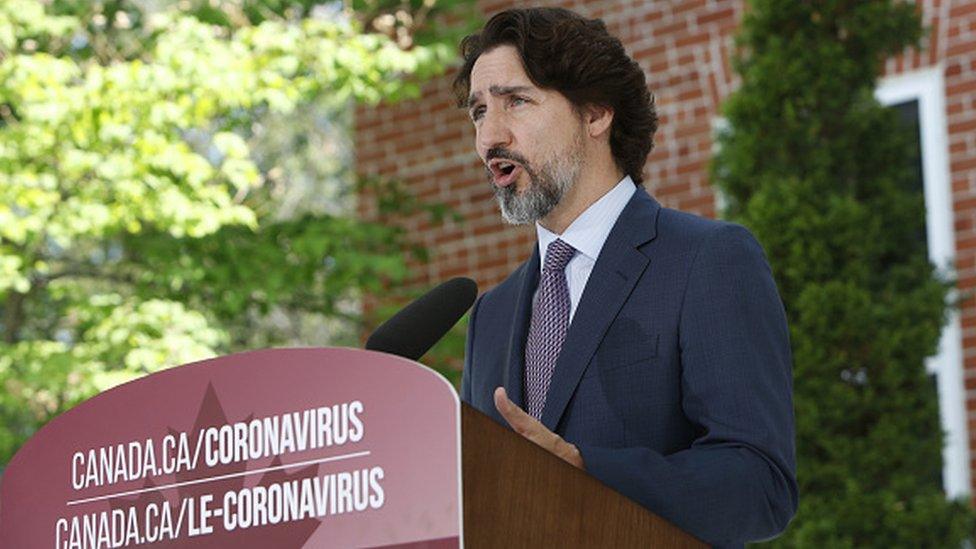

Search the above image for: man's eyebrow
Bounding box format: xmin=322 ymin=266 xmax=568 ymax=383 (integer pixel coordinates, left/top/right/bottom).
xmin=465 ymin=85 xmax=534 ymax=109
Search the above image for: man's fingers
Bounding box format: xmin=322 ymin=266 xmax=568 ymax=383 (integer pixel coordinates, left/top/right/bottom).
xmin=493 ymin=386 xmax=514 ymax=416
xmin=493 ymin=387 xmax=556 ymax=446
xmin=493 ymin=387 xmax=537 ymax=436
xmin=492 ymin=387 xmax=584 ymax=469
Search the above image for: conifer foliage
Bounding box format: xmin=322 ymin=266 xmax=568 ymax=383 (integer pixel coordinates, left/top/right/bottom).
xmin=712 ymin=1 xmax=974 ymax=544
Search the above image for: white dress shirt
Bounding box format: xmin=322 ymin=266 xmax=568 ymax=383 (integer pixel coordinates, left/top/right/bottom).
xmin=535 ymin=176 xmax=637 ymax=322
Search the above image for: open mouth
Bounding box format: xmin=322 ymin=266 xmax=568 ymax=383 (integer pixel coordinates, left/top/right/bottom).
xmin=489 ymin=159 xmax=523 ymax=188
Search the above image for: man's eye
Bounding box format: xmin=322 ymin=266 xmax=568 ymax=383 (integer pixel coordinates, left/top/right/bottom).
xmin=510 ymin=96 xmax=527 ymax=107
xmin=470 ymin=106 xmax=485 ymax=121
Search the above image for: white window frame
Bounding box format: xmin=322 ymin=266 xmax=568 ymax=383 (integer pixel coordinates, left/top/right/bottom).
xmin=877 ymin=65 xmax=970 ymax=499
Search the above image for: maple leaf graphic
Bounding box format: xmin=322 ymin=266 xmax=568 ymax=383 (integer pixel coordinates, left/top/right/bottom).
xmin=111 ymin=383 xmax=321 ymax=547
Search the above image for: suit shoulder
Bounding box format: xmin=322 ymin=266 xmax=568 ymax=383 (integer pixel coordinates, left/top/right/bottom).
xmin=655 ymin=207 xmax=757 ymax=252
xmin=478 ymin=258 xmax=532 ymax=310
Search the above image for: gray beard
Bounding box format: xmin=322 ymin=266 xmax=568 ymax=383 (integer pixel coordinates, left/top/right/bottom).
xmin=494 ymin=146 xmax=584 ymax=226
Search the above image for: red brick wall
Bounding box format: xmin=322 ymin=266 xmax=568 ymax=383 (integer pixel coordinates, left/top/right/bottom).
xmin=942 ymin=0 xmax=976 ymax=491
xmin=355 ymin=0 xmax=976 ymax=493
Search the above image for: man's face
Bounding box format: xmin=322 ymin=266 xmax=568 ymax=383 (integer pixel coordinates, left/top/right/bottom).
xmin=467 ymin=45 xmax=586 ymax=225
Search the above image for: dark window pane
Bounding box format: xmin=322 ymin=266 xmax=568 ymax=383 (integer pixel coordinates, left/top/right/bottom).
xmin=889 ymin=99 xmax=927 ymax=254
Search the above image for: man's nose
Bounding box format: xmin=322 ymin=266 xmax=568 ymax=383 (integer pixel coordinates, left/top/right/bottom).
xmin=477 ymin=110 xmax=512 ymax=154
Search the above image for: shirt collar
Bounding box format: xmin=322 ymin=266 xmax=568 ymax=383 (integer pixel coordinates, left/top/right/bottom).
xmin=535 ymin=175 xmax=637 ymax=267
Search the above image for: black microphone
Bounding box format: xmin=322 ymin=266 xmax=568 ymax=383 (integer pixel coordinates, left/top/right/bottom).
xmin=365 ymin=277 xmax=478 ymax=360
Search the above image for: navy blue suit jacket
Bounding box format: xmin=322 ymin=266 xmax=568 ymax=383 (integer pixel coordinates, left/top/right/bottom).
xmin=461 ymin=187 xmax=797 ymax=546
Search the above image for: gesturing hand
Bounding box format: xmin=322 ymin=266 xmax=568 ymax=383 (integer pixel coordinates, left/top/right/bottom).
xmin=493 ymin=386 xmax=584 ymax=469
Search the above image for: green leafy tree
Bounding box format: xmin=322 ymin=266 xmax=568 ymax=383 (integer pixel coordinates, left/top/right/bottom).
xmin=0 ymin=0 xmax=467 ymax=467
xmin=712 ymin=0 xmax=974 ymax=545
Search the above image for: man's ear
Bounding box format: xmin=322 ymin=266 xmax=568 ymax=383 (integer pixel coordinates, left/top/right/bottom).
xmin=583 ymin=105 xmax=614 ymax=139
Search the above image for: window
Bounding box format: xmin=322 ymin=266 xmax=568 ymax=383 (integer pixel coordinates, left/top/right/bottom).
xmin=876 ymin=66 xmax=969 ymax=499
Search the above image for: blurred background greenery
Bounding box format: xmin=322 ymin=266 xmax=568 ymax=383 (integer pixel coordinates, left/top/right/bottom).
xmin=711 ymin=1 xmax=974 ymax=544
xmin=0 ymin=0 xmax=477 ymax=469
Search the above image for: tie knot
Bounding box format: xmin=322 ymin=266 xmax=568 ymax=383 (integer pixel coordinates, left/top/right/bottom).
xmin=543 ymin=238 xmax=576 ymax=272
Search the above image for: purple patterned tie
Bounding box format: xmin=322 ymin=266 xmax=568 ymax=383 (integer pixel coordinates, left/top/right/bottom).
xmin=524 ymin=238 xmax=577 ymax=419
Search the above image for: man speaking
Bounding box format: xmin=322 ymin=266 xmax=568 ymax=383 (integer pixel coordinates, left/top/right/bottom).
xmin=455 ymin=7 xmax=797 ymax=547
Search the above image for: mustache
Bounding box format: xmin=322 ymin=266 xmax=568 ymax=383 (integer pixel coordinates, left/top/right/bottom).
xmin=485 ymin=147 xmax=529 ymax=166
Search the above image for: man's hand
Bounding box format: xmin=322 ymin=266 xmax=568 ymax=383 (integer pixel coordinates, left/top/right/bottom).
xmin=493 ymin=386 xmax=584 ymax=469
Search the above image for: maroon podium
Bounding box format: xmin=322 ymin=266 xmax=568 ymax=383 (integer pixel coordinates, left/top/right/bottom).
xmin=0 ymin=348 xmax=703 ymax=548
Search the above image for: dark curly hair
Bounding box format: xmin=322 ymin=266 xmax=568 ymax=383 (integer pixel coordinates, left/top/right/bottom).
xmin=452 ymin=7 xmax=658 ymax=185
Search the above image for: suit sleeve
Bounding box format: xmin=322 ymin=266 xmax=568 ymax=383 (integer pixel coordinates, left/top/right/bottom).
xmin=461 ymin=293 xmax=483 ymax=404
xmin=576 ymin=223 xmax=798 ymax=545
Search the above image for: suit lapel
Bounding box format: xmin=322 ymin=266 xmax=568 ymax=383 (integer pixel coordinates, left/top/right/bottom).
xmin=539 ymin=188 xmax=661 ymax=431
xmin=503 ymin=245 xmax=540 ymax=410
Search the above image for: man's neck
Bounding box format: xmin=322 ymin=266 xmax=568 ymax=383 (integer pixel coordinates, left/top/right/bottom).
xmin=539 ymin=164 xmax=625 ymax=234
